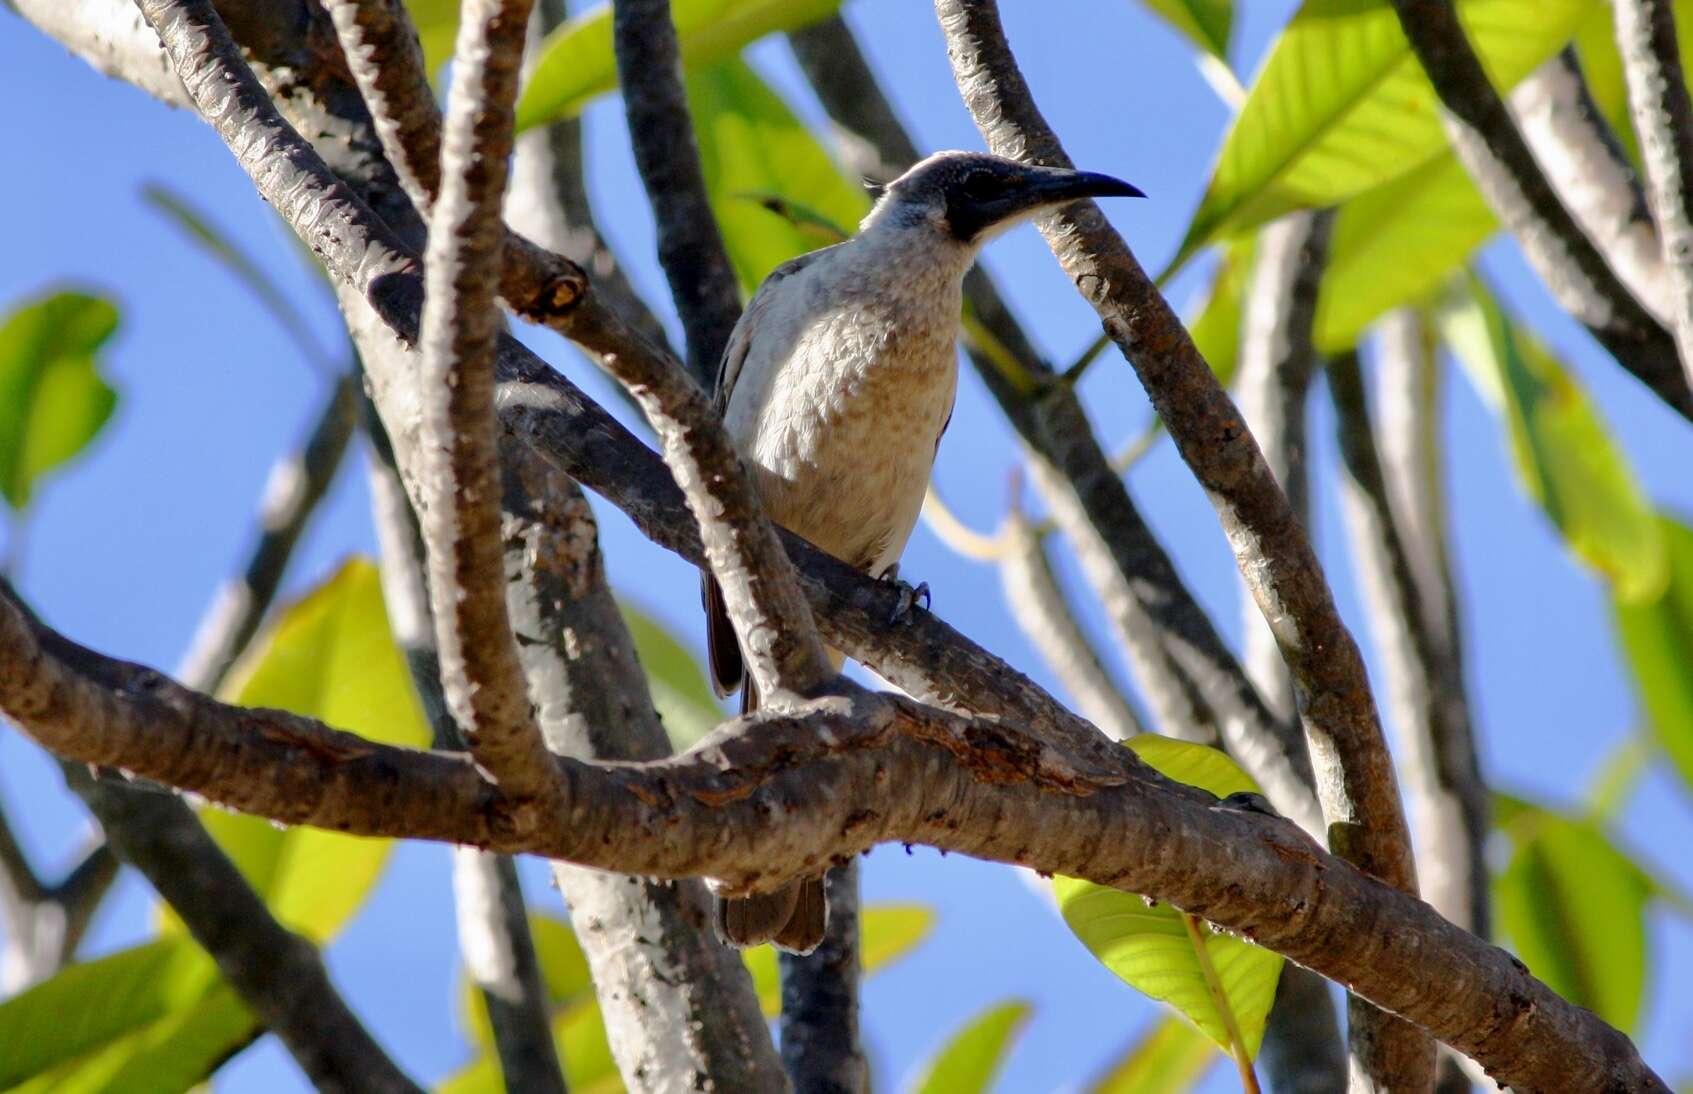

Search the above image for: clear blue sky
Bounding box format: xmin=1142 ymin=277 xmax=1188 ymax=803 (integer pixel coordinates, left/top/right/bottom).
xmin=2 ymin=1 xmax=1691 ymax=1089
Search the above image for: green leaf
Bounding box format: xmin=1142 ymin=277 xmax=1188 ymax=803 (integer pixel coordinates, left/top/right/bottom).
xmin=1140 ymin=0 xmax=1233 ymax=60
xmin=1614 ymin=516 xmax=1693 ymax=795
xmin=0 ymin=939 xmax=222 ymax=1088
xmin=1056 ymin=737 xmax=1282 ymax=1058
xmin=619 ymin=601 xmax=724 ymax=752
xmin=191 ymin=559 xmax=430 ymax=942
xmin=441 ymin=1000 xmax=621 ymax=1094
xmin=1316 ymin=152 xmax=1496 ymax=351
xmin=0 ymin=289 xmax=120 ymax=510
xmin=909 ymin=999 xmax=1032 ymax=1094
xmin=1186 ymin=238 xmax=1254 ymax=387
xmin=687 ymin=58 xmax=871 ymax=291
xmin=1088 ymin=1015 xmax=1218 ymax=1094
xmin=1175 ymin=0 xmax=1596 ymax=269
xmin=1495 ymin=808 xmax=1650 ymax=1032
xmin=1439 ymin=278 xmax=1667 ymax=602
xmin=404 ymin=0 xmax=461 ymax=79
xmin=743 ymin=902 xmax=936 ymax=1016
xmin=515 ymin=0 xmax=843 ymax=130
xmin=461 ymin=913 xmax=595 ymax=1051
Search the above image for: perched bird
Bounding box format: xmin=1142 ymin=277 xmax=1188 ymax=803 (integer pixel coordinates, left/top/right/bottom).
xmin=705 ymin=150 xmax=1143 ymax=953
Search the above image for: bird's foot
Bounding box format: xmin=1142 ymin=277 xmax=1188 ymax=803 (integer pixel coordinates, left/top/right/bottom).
xmin=880 ymin=565 xmax=930 ymax=625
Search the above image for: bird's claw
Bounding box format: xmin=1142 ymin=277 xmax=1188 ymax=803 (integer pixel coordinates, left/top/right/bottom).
xmin=886 ymin=577 xmax=930 ymax=625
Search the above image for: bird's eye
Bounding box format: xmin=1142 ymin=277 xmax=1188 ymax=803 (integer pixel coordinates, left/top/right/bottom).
xmin=959 ymin=169 xmax=998 ymax=200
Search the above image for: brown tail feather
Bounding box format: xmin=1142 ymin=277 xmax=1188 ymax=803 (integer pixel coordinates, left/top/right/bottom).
xmin=771 ymin=876 xmax=828 ymax=954
xmin=702 ymin=574 xmax=744 ymax=698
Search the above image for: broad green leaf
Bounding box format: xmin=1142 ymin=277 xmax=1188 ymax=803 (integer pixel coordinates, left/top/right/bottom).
xmin=1316 ymin=152 xmax=1496 ymax=351
xmin=1056 ymin=737 xmax=1283 ymax=1057
xmin=1614 ymin=516 xmax=1693 ymax=794
xmin=1439 ymin=279 xmax=1667 ymax=602
xmin=14 ymin=983 xmax=256 ymax=1094
xmin=0 ymin=289 xmax=120 ymax=509
xmin=1140 ymin=0 xmax=1233 ymax=60
xmin=1186 ymin=239 xmax=1254 ymax=387
xmin=1175 ymin=0 xmax=1596 ymax=269
xmin=515 ymin=0 xmax=842 ymax=130
xmin=192 ymin=559 xmax=430 ymax=942
xmin=687 ymin=58 xmax=870 ymax=291
xmin=744 ymin=902 xmax=936 ymax=1016
xmin=461 ymin=913 xmax=595 ymax=1052
xmin=1088 ymin=1015 xmax=1218 ymax=1094
xmin=619 ymin=601 xmax=724 ymax=751
xmin=404 ymin=0 xmax=461 ymax=78
xmin=909 ymin=999 xmax=1032 ymax=1094
xmin=0 ymin=939 xmax=219 ymax=1087
xmin=1495 ymin=807 xmax=1650 ymax=1031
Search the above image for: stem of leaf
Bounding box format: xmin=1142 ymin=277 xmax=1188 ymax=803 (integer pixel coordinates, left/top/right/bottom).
xmin=1182 ymin=913 xmax=1260 ymax=1094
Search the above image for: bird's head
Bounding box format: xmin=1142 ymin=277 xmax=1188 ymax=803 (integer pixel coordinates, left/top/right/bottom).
xmin=861 ymin=150 xmax=1143 ymax=246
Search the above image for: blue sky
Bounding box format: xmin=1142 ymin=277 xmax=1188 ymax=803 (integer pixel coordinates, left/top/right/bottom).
xmin=2 ymin=0 xmax=1691 ymax=1090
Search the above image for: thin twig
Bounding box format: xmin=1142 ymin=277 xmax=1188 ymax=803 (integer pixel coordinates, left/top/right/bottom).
xmin=415 ymin=0 xmax=557 ymax=801
xmin=1388 ymin=0 xmax=1693 ymax=422
xmin=1614 ymin=0 xmax=1693 ymax=389
xmin=778 ymin=861 xmax=868 ymax=1092
xmin=932 ymin=2 xmax=1430 ymax=1085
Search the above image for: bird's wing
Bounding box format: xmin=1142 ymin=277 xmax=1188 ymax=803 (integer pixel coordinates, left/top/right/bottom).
xmin=705 ymin=244 xmax=841 ymax=697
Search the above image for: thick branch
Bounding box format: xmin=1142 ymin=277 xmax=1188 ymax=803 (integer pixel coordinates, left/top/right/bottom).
xmin=933 ymin=2 xmax=1429 ymax=1085
xmin=1388 ymin=0 xmax=1693 ymax=421
xmin=610 ymin=0 xmax=742 ymax=381
xmin=788 ymin=9 xmax=1313 ymax=828
xmin=177 ymin=372 xmax=358 ymax=691
xmin=1614 ymin=0 xmax=1693 ymax=388
xmin=778 ymin=862 xmax=867 ymax=1092
xmin=1513 ymin=51 xmax=1673 ymax=325
xmin=0 ymin=582 xmax=1664 ymax=1093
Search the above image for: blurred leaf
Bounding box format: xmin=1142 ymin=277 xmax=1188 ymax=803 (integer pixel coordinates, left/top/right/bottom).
xmin=1088 ymin=1015 xmax=1218 ymax=1094
xmin=0 ymin=939 xmax=221 ymax=1088
xmin=189 ymin=559 xmax=429 ymax=942
xmin=1316 ymin=152 xmax=1496 ymax=351
xmin=0 ymin=289 xmax=120 ymax=510
xmin=516 ymin=0 xmax=842 ymax=130
xmin=687 ymin=57 xmax=870 ymax=290
xmin=442 ymin=999 xmax=621 ymax=1094
xmin=1174 ymin=0 xmax=1596 ymax=269
xmin=1056 ymin=737 xmax=1282 ymax=1057
xmin=744 ymin=902 xmax=936 ymax=1016
xmin=461 ymin=913 xmax=595 ymax=1051
xmin=1495 ymin=807 xmax=1650 ymax=1032
xmin=1439 ymin=279 xmax=1667 ymax=602
xmin=141 ymin=184 xmax=330 ymax=371
xmin=1614 ymin=516 xmax=1693 ymax=795
xmin=909 ymin=999 xmax=1032 ymax=1094
xmin=1185 ymin=238 xmax=1254 ymax=387
xmin=404 ymin=0 xmax=461 ymax=78
xmin=619 ymin=600 xmax=724 ymax=751
xmin=1140 ymin=0 xmax=1232 ymax=60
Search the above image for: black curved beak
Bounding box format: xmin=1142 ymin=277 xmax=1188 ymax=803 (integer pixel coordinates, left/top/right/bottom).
xmin=952 ymin=166 xmax=1145 ymax=242
xmin=1028 ymin=168 xmax=1146 ymax=203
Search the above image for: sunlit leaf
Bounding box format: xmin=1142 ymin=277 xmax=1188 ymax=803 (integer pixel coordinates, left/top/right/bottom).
xmin=460 ymin=913 xmax=595 ymax=1052
xmin=1056 ymin=737 xmax=1283 ymax=1057
xmin=404 ymin=0 xmax=461 ymax=78
xmin=1174 ymin=0 xmax=1597 ymax=269
xmin=1140 ymin=0 xmax=1232 ymax=60
xmin=1316 ymin=152 xmax=1496 ymax=351
xmin=1088 ymin=1015 xmax=1218 ymax=1094
xmin=190 ymin=559 xmax=430 ymax=943
xmin=1439 ymin=278 xmax=1667 ymax=602
xmin=687 ymin=57 xmax=870 ymax=290
xmin=0 ymin=939 xmax=220 ymax=1087
xmin=909 ymin=999 xmax=1032 ymax=1094
xmin=515 ymin=0 xmax=842 ymax=130
xmin=441 ymin=999 xmax=621 ymax=1094
xmin=0 ymin=289 xmax=120 ymax=510
xmin=619 ymin=601 xmax=724 ymax=752
xmin=744 ymin=902 xmax=936 ymax=1016
xmin=1186 ymin=239 xmax=1254 ymax=387
xmin=1495 ymin=804 xmax=1650 ymax=1032
xmin=1614 ymin=516 xmax=1693 ymax=795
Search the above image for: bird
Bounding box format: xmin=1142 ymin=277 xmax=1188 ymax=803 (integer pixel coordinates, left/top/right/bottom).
xmin=704 ymin=150 xmax=1144 ymax=953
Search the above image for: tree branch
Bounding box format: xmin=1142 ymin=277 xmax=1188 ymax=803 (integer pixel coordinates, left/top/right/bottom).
xmin=1614 ymin=0 xmax=1693 ymax=387
xmin=177 ymin=371 xmax=358 ymax=691
xmin=1513 ymin=50 xmax=1673 ymax=325
xmin=610 ymin=0 xmax=743 ymax=382
xmin=932 ymin=1 xmax=1430 ymax=1085
xmin=1388 ymin=0 xmax=1693 ymax=421
xmin=778 ymin=861 xmax=867 ymax=1092
xmin=0 ymin=579 xmax=1665 ymax=1093
xmin=410 ymin=0 xmax=557 ymax=802
xmin=0 ymin=796 xmax=115 ymax=990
